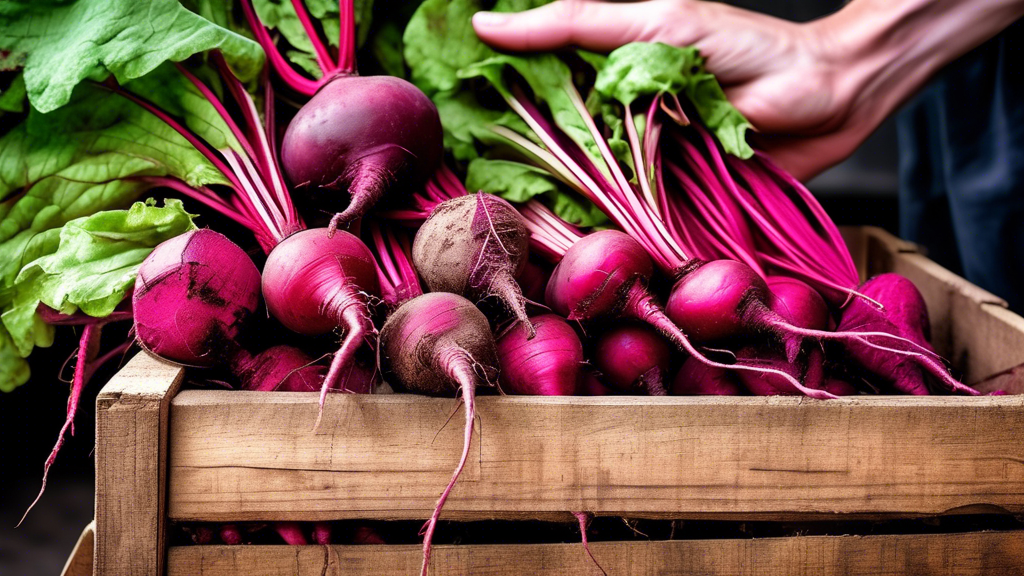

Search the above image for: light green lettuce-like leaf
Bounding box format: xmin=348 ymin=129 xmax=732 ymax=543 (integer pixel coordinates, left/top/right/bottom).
xmin=0 ymin=72 xmax=26 ymax=113
xmin=595 ymin=42 xmax=753 ymax=158
xmin=0 ymin=199 xmax=196 ymax=391
xmin=466 ymin=158 xmax=607 ymax=227
xmin=19 ymin=198 xmax=197 ymax=317
xmin=0 ymin=0 xmax=264 ymax=113
xmin=252 ymin=0 xmax=374 ymax=79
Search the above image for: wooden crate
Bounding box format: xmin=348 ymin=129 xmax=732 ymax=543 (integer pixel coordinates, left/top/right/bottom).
xmin=93 ymin=227 xmax=1024 ymax=575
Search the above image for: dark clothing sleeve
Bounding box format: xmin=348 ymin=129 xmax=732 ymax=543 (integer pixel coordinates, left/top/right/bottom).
xmin=896 ymin=19 xmax=1024 ymax=311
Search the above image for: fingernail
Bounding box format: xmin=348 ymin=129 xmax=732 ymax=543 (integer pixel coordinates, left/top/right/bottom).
xmin=473 ymin=11 xmax=509 ymax=27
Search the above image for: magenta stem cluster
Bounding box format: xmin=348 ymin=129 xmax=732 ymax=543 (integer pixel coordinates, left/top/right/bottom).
xmin=113 ymin=55 xmax=303 ymax=253
xmin=241 ymin=0 xmax=357 ymax=97
xmin=498 ymin=83 xmax=688 ymax=273
xmin=367 ymin=220 xmax=423 ymax=306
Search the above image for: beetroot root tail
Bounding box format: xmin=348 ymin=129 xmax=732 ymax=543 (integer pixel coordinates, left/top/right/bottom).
xmin=315 ymin=289 xmax=374 ymax=430
xmin=19 ymin=324 xmax=103 ymax=526
xmin=327 ymin=166 xmax=387 ymax=236
xmin=420 ymin=351 xmax=478 ymax=576
xmin=491 ymin=270 xmax=535 ymax=339
xmin=573 ymin=511 xmax=608 ymax=576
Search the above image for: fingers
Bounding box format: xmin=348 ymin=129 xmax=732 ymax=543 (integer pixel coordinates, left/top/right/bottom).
xmin=472 ymin=0 xmax=671 ymax=53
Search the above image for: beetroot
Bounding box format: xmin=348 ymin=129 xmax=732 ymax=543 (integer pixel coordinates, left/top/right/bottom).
xmin=220 ymin=525 xmax=243 ymax=545
xmin=378 ymin=292 xmax=498 ymax=576
xmin=672 ymin=357 xmax=742 ymax=396
xmin=594 ymin=324 xmax=672 ymax=395
xmin=496 ymin=314 xmax=582 ymax=395
xmin=413 ymin=194 xmax=534 ymax=338
xmin=261 ymin=228 xmax=380 ymax=422
xmin=133 ymin=229 xmax=261 ymax=366
xmin=577 ymin=371 xmax=616 ymax=396
xmin=281 ymin=76 xmax=442 ymax=232
xmin=767 ymin=276 xmax=831 ymax=332
xmin=838 ymin=274 xmax=978 ymax=395
xmin=545 ymin=231 xmax=834 ymax=399
xmin=232 ymin=345 xmax=326 ymax=392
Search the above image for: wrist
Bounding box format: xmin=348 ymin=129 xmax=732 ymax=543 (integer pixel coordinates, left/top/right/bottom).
xmin=808 ymin=0 xmax=1024 ymax=140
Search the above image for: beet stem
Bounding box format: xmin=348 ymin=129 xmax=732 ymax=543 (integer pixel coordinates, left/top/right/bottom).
xmin=419 ymin=348 xmax=478 ymax=576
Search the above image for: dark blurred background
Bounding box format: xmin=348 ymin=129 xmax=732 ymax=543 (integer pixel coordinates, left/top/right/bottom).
xmin=0 ymin=1 xmax=899 ymax=574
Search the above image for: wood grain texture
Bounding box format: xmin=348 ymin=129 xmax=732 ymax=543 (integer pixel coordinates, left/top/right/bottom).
xmin=167 ymin=531 xmax=1024 ymax=576
xmin=168 ymin=393 xmax=1024 ymax=522
xmin=96 ymin=352 xmax=185 ymax=576
xmin=60 ymin=520 xmax=94 ymax=576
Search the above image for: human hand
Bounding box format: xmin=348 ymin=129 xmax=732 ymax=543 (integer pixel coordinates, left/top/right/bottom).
xmin=471 ymin=0 xmax=872 ymax=180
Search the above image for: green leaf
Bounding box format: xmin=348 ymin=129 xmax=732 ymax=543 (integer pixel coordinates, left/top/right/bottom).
xmin=433 ymin=91 xmax=533 ymax=162
xmin=0 ymin=324 xmax=31 ymax=392
xmin=370 ymin=21 xmax=406 ymax=78
xmin=466 ymin=158 xmax=607 ymax=227
xmin=0 ymin=199 xmax=196 ymax=390
xmin=20 ymin=198 xmax=197 ymax=317
xmin=403 ymin=0 xmax=493 ymax=97
xmin=0 ymin=0 xmax=265 ymax=113
xmin=0 ymin=72 xmax=26 ymax=113
xmin=596 ymin=42 xmax=753 ymax=158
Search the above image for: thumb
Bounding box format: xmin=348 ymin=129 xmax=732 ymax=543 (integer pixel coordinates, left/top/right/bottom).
xmin=473 ymin=0 xmax=662 ymax=53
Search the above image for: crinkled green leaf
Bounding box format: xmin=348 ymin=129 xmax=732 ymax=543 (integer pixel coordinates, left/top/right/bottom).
xmin=0 ymin=72 xmax=26 ymax=113
xmin=20 ymin=198 xmax=197 ymax=317
xmin=596 ymin=42 xmax=753 ymax=158
xmin=0 ymin=199 xmax=195 ymax=390
xmin=0 ymin=0 xmax=264 ymax=113
xmin=123 ymin=63 xmax=245 ymax=157
xmin=466 ymin=158 xmax=607 ymax=227
xmin=459 ymin=53 xmax=606 ymax=174
xmin=252 ymin=0 xmax=374 ymax=78
xmin=434 ymin=91 xmax=533 ymax=162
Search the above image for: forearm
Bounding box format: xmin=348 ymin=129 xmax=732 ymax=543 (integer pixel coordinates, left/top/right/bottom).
xmin=814 ymin=0 xmax=1024 ymax=135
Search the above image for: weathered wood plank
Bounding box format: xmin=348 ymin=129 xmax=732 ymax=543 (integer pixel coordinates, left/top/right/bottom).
xmin=168 ymin=393 xmax=1024 ymax=521
xmin=60 ymin=520 xmax=94 ymax=576
xmin=167 ymin=531 xmax=1024 ymax=576
xmin=96 ymin=352 xmax=185 ymax=576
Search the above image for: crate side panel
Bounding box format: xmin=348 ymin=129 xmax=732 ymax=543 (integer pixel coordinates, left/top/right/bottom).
xmin=168 ymin=393 xmax=1024 ymax=521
